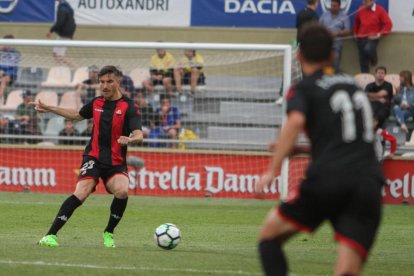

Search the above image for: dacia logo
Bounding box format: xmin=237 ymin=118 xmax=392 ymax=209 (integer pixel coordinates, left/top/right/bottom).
xmin=224 ymin=0 xmax=295 ymax=14
xmin=321 ymin=0 xmax=352 ymax=14
xmin=0 ymin=0 xmax=18 ymax=14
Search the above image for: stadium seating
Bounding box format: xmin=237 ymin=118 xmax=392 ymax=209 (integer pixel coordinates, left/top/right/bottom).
xmin=70 ymin=66 xmax=89 ymax=87
xmin=43 ymin=117 xmax=65 ymax=137
xmin=129 ymin=67 xmax=150 ymax=89
xmin=207 ymin=126 xmax=276 ymax=144
xmin=34 ymin=90 xmax=58 ymax=107
xmin=354 ymin=73 xmax=375 ymax=90
xmin=74 ymin=119 xmax=87 ymax=134
xmin=15 ymin=67 xmax=45 ymax=88
xmin=384 ymin=74 xmax=400 ymax=93
xmin=0 ymin=90 xmax=23 ymax=111
xmin=42 ymin=66 xmax=72 ymax=88
xmin=59 ymin=91 xmax=82 ymax=110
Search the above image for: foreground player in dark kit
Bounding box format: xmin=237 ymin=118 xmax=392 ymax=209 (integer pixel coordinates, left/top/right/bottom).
xmin=33 ymin=65 xmax=143 ymax=247
xmin=255 ymin=23 xmax=384 ymax=276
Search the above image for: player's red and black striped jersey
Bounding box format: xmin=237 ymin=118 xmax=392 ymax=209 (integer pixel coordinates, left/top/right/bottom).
xmin=79 ymin=96 xmax=141 ymax=166
xmin=287 ymin=68 xmax=382 ymax=177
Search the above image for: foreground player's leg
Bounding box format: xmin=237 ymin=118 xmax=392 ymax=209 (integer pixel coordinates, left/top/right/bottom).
xmin=258 ymin=209 xmax=298 ymax=276
xmin=259 ymin=238 xmax=287 ymax=276
xmin=335 ymin=243 xmax=364 ymax=276
xmin=38 ymin=179 xmax=95 ymax=247
xmin=104 ymin=174 xmax=129 ymax=248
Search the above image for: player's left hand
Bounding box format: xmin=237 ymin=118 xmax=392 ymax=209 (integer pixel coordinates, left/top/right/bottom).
xmin=254 ymin=171 xmax=274 ymax=199
xmin=117 ymin=136 xmax=131 ymax=145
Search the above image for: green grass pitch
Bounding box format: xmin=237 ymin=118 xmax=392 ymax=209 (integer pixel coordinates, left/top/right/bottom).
xmin=0 ymin=192 xmax=413 ymax=275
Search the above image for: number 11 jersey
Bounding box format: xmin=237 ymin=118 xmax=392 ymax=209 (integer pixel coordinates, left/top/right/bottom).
xmin=286 ymin=68 xmax=382 ymax=177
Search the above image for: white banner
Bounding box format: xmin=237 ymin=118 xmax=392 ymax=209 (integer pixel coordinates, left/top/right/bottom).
xmin=389 ymin=0 xmax=414 ymax=32
xmin=67 ymin=0 xmax=191 ymax=27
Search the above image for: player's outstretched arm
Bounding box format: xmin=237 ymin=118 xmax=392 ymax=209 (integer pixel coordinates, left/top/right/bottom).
xmin=255 ymin=111 xmax=305 ymax=196
xmin=117 ymin=129 xmax=143 ymax=146
xmin=30 ymin=99 xmax=84 ymax=121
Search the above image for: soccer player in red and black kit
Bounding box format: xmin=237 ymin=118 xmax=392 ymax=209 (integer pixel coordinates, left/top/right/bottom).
xmin=34 ymin=65 xmax=143 ymax=248
xmin=255 ymin=23 xmax=384 ymax=276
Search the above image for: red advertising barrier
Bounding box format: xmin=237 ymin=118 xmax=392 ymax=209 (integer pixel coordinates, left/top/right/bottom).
xmin=288 ymin=157 xmax=414 ymax=205
xmin=0 ymin=148 xmax=279 ymax=199
xmin=0 ymin=148 xmax=413 ymax=204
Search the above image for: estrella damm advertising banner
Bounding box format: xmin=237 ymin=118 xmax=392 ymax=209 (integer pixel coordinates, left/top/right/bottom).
xmin=191 ymin=0 xmax=388 ymax=28
xmin=0 ymin=0 xmax=54 ymax=23
xmin=0 ymin=148 xmax=413 ymax=204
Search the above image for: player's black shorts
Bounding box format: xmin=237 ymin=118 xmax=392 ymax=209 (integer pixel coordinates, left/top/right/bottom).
xmin=182 ymin=72 xmax=205 ymax=85
xmin=152 ymin=71 xmax=173 ymax=86
xmin=78 ymin=156 xmax=129 ymax=190
xmin=278 ymin=171 xmax=383 ymax=259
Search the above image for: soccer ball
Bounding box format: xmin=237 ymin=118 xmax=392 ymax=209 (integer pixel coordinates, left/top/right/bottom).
xmin=154 ymin=223 xmax=181 ymax=250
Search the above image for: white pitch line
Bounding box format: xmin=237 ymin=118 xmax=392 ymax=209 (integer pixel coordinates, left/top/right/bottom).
xmin=0 ymin=260 xmax=260 ymax=275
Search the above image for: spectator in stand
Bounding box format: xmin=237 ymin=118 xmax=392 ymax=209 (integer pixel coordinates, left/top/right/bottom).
xmin=59 ymin=118 xmax=80 ymax=145
xmin=47 ymin=0 xmax=76 ymax=67
xmin=276 ymin=0 xmax=319 ymax=105
xmin=76 ymin=65 xmax=100 ymax=104
xmin=296 ymin=0 xmax=319 ymax=45
xmin=81 ymin=119 xmax=93 ymax=137
xmin=121 ymin=74 xmax=135 ymax=99
xmin=365 ymin=66 xmax=393 ymax=128
xmin=173 ymin=49 xmax=206 ymax=95
xmin=15 ymin=90 xmax=41 ymax=137
xmin=277 ymin=1 xmax=318 ymax=106
xmin=353 ymin=0 xmax=392 ymax=73
xmin=0 ymin=115 xmax=23 ymax=143
xmin=152 ymin=95 xmax=181 ymax=147
xmin=373 ymin=113 xmax=396 ymax=162
xmin=143 ymin=48 xmax=176 ymax=96
xmin=0 ymin=34 xmax=20 ymax=103
xmin=134 ymin=90 xmax=154 ymax=138
xmin=392 ymin=70 xmax=414 ymax=133
xmin=319 ymin=0 xmax=351 ymax=72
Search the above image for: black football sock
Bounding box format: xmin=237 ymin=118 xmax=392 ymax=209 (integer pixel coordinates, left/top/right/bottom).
xmin=104 ymin=197 xmax=128 ymax=233
xmin=46 ymin=194 xmax=82 ymax=235
xmin=258 ymin=238 xmax=288 ymax=276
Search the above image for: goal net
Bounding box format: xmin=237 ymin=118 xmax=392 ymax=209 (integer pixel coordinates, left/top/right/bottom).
xmin=0 ymin=39 xmax=305 ymax=199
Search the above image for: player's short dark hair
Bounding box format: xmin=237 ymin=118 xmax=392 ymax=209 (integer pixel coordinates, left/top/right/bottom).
xmin=375 ymin=66 xmax=387 ymax=74
xmin=307 ymin=0 xmax=317 ymax=5
xmin=298 ymin=23 xmax=333 ymax=63
xmin=332 ymin=0 xmax=341 ymax=5
xmin=98 ymin=65 xmax=123 ymax=79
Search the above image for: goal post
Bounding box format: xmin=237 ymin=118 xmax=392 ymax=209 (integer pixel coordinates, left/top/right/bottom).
xmin=0 ymin=38 xmax=304 ymax=200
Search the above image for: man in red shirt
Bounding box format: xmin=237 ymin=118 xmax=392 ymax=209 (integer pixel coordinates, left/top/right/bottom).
xmin=353 ymin=0 xmax=392 ymax=73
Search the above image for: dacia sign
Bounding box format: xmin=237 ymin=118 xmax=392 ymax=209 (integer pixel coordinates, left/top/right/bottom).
xmin=224 ymin=0 xmax=295 ymax=15
xmin=191 ymin=0 xmax=389 ymax=29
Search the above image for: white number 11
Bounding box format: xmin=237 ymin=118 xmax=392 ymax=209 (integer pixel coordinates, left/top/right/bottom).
xmin=330 ymin=90 xmax=373 ymax=143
